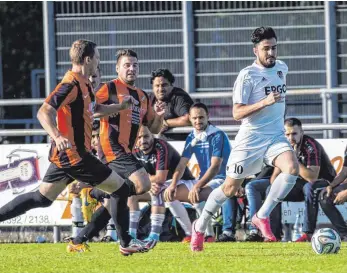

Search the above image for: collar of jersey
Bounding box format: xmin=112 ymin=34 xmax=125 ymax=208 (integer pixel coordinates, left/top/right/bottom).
xmin=66 ymin=70 xmax=90 ymax=85
xmin=193 ymin=124 xmax=219 ymax=138
xmin=116 ymin=78 xmax=137 ymax=90
xmin=252 ymin=61 xmax=277 ymax=71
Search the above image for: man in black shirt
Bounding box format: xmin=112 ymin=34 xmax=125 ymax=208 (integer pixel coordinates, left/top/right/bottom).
xmin=319 ymin=146 xmax=347 ymax=239
xmin=128 ymin=125 xmax=197 ymax=242
xmin=269 ymin=118 xmax=336 ymax=241
xmin=149 ymin=68 xmax=194 ymax=140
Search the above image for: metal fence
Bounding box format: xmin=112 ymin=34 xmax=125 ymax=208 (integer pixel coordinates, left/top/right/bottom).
xmin=4 ymin=1 xmax=347 ymax=143
xmin=51 ymin=1 xmax=339 ymax=129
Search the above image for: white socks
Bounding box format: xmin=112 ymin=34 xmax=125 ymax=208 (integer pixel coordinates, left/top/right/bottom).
xmin=257 ymin=173 xmax=297 ymax=219
xmin=129 ymin=210 xmax=141 ymax=238
xmin=149 ymin=213 xmax=165 ymax=240
xmin=167 ymin=200 xmax=192 ymax=236
xmin=194 ymin=202 xmax=214 ymax=237
xmin=195 ymin=187 xmax=228 ymax=233
xmin=71 ymin=197 xmax=84 ymax=238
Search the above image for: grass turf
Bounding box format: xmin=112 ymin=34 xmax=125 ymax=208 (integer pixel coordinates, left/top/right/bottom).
xmin=0 ymin=242 xmax=346 ymax=273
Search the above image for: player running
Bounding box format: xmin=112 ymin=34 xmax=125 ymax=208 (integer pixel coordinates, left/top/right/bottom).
xmin=190 ymin=27 xmax=299 ymax=251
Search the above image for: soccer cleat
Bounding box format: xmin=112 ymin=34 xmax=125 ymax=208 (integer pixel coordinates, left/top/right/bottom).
xmin=190 ymin=220 xmax=205 ymax=252
xmin=295 ymin=233 xmax=311 ymax=242
xmin=119 ymin=239 xmax=152 ymax=256
xmin=245 ymin=233 xmax=264 ymax=242
xmin=251 ymin=214 xmax=277 ymax=242
xmin=181 ymin=236 xmax=192 ymax=243
xmin=143 ymin=234 xmax=159 ymax=250
xmin=204 ymin=236 xmax=216 ymax=243
xmin=216 ymin=233 xmax=236 ymax=242
xmin=66 ymin=241 xmax=90 ymax=253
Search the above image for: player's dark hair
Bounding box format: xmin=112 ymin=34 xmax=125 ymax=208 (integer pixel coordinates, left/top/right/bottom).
xmin=284 ymin=117 xmax=302 ymax=128
xmin=150 ymin=68 xmax=175 ymax=85
xmin=115 ymin=49 xmax=138 ymax=64
xmin=189 ymin=102 xmax=209 ymax=115
xmin=70 ymin=40 xmax=97 ymax=65
xmin=92 ymin=119 xmax=100 ymax=131
xmin=251 ymin=27 xmax=277 ymax=45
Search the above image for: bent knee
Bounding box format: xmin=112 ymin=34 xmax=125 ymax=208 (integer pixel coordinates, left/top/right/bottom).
xmin=222 ymin=179 xmax=242 ymax=197
xmin=282 ymin=161 xmax=299 ymax=176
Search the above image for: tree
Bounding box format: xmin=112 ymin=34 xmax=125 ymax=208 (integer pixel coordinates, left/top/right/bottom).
xmin=0 ymin=2 xmax=43 ymax=142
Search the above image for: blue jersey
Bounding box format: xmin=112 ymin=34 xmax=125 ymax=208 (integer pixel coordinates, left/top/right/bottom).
xmin=182 ymin=125 xmax=231 ymax=180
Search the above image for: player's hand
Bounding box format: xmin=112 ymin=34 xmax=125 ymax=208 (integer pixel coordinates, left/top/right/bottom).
xmin=120 ymin=95 xmax=139 ymax=110
xmin=154 ymin=101 xmax=166 ymax=116
xmin=326 ymin=185 xmax=333 ymax=198
xmin=159 ymin=120 xmax=169 ymax=134
xmin=333 ymin=189 xmax=347 ymax=205
xmin=69 ymin=182 xmax=89 ymax=194
xmin=164 ymin=184 xmax=176 ymax=202
xmin=235 ymin=187 xmax=245 ymax=198
xmin=150 ymin=183 xmax=162 ymax=196
xmin=188 ymin=185 xmax=201 ymax=204
xmin=264 ymin=92 xmax=281 ymax=106
xmin=54 ymin=135 xmax=72 ymax=152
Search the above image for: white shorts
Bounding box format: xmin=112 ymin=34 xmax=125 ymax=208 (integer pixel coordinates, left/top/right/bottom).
xmin=164 ymin=179 xmax=198 ymax=191
xmin=226 ymin=131 xmax=292 ymax=179
xmin=206 ymin=178 xmax=225 ymax=190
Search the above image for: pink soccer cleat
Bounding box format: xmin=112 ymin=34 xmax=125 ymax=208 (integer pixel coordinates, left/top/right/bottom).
xmin=190 ymin=220 xmax=205 ymax=252
xmin=251 ymin=214 xmax=277 ymax=242
xmin=295 ymin=233 xmax=311 ymax=242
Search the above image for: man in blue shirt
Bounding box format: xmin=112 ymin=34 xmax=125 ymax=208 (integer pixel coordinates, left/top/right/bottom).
xmin=164 ymin=102 xmax=233 ymax=241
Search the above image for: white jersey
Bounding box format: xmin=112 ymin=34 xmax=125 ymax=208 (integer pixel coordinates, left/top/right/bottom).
xmin=233 ymin=60 xmax=288 ymax=135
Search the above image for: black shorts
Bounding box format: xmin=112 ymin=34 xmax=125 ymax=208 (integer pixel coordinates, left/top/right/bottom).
xmin=107 ymin=153 xmax=143 ymax=179
xmin=43 ymin=153 xmax=112 ymax=186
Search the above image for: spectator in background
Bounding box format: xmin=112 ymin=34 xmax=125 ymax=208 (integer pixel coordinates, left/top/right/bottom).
xmin=129 ymin=125 xmax=196 ymax=243
xmin=150 ymin=68 xmax=194 ymax=140
xmin=269 ymin=118 xmax=336 ymax=241
xmin=319 ymin=146 xmax=347 ymax=239
xmin=218 ymin=196 xmax=238 ymax=242
xmin=164 ymin=102 xmax=232 ymax=242
xmin=244 ymin=165 xmax=274 ymax=242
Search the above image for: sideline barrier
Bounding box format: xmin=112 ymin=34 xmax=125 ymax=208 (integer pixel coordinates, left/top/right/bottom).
xmin=0 ymin=139 xmax=346 ymax=227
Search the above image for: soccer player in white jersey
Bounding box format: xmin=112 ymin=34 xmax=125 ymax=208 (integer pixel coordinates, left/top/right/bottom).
xmin=190 ymin=26 xmax=299 ymax=251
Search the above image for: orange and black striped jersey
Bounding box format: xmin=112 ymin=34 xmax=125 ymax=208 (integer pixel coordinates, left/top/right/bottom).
xmin=96 ymin=78 xmax=155 ymax=163
xmin=45 ymin=70 xmax=95 ymax=167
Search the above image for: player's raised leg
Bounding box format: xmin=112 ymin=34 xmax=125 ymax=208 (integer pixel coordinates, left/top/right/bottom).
xmin=253 ymin=150 xmax=298 ymax=241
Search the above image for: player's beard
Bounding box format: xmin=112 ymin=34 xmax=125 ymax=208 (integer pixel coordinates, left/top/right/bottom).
xmin=260 ymin=57 xmax=276 ymax=68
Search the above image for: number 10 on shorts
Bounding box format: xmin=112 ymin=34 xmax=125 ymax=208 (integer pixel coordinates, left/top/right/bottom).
xmin=233 ymin=164 xmax=244 ymax=174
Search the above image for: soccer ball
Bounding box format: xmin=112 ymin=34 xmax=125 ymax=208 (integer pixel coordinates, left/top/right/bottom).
xmin=311 ymin=228 xmax=341 ymax=254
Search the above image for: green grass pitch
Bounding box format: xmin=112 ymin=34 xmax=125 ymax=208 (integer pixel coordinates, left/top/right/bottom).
xmin=0 ymin=242 xmax=346 ymax=273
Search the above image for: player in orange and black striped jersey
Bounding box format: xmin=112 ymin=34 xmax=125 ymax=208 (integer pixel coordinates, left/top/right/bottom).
xmin=67 ymin=49 xmax=165 ymax=252
xmin=0 ymin=41 xmax=154 ymax=256
xmin=93 ymin=49 xmax=165 ymax=192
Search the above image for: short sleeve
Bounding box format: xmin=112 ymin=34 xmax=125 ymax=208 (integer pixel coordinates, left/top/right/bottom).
xmin=173 ymin=93 xmax=193 ymax=117
xmin=142 ymin=91 xmax=155 ymax=126
xmin=211 ymin=132 xmax=224 ymax=158
xmin=304 ymin=139 xmax=321 ymax=167
xmin=182 ymin=135 xmax=193 ymax=159
xmin=95 ymin=83 xmax=109 ymax=104
xmin=155 ymin=141 xmax=169 ymax=170
xmin=232 ymin=72 xmax=253 ymax=105
xmin=45 ymin=83 xmax=78 ymax=110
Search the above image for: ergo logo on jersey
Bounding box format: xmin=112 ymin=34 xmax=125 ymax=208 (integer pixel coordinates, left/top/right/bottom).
xmin=264 ymin=84 xmax=287 ymax=95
